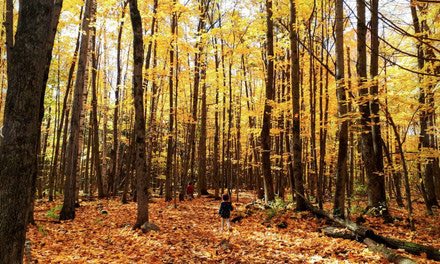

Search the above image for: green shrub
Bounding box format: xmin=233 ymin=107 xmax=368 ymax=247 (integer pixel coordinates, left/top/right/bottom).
xmin=45 ymin=204 xmax=62 ymax=220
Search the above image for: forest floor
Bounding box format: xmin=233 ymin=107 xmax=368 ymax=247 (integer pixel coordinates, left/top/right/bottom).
xmin=26 ymin=191 xmax=440 ymax=263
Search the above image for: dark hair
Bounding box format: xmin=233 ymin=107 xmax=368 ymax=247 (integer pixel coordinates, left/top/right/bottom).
xmin=222 ymin=194 xmax=229 ymax=201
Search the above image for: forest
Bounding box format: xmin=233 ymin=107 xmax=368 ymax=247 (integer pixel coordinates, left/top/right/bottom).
xmin=1 ymin=0 xmax=440 ymax=263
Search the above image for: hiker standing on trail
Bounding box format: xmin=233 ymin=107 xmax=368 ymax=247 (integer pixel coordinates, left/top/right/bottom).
xmin=218 ymin=194 xmax=234 ymax=233
xmin=186 ymin=182 xmax=194 ymax=200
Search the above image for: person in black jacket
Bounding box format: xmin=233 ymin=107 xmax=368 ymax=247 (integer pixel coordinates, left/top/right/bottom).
xmin=218 ymin=194 xmax=233 ymax=233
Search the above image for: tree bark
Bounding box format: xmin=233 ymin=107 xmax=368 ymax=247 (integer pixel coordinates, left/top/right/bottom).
xmin=129 ymin=0 xmax=148 ymax=229
xmin=369 ymin=0 xmax=390 ymax=218
xmin=410 ymin=1 xmax=438 ymax=211
xmin=356 ymin=0 xmax=390 ymax=219
xmin=290 ymin=0 xmax=306 ymax=210
xmin=260 ymin=0 xmax=276 ymax=202
xmin=60 ymin=0 xmax=94 ymax=221
xmin=165 ymin=4 xmax=177 ymax=201
xmin=90 ymin=10 xmax=104 ymax=198
xmin=198 ymin=64 xmax=208 ymax=195
xmin=144 ymin=0 xmax=158 ymax=202
xmin=0 ymin=0 xmax=62 ymax=262
xmin=109 ymin=1 xmax=128 ymax=196
xmin=333 ymin=0 xmax=348 ymax=218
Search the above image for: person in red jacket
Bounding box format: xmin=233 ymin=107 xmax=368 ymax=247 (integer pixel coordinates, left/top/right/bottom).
xmin=186 ymin=182 xmax=194 ymax=200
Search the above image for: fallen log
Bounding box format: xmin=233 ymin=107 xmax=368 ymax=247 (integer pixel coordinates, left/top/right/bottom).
xmin=373 ymin=234 xmax=440 ymax=261
xmin=364 ymin=238 xmax=417 ymax=264
xmin=294 ymin=190 xmax=440 ymax=261
xmin=301 ymin=197 xmax=373 ymax=239
xmin=322 ymin=227 xmax=357 ymax=240
xmin=322 ymin=227 xmax=416 ymax=264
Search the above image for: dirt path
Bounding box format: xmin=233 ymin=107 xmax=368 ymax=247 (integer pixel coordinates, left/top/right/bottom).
xmin=27 ymin=194 xmax=393 ymax=263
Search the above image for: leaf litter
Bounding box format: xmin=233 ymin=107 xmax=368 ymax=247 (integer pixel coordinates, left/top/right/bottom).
xmin=26 ymin=193 xmax=439 ymax=263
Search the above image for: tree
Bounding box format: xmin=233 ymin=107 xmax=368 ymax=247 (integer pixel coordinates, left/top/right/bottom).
xmin=410 ymin=1 xmax=439 ymax=211
xmin=165 ymin=0 xmax=177 ymax=202
xmin=129 ymin=0 xmax=148 ymax=229
xmin=357 ymin=0 xmax=390 ymax=219
xmin=48 ymin=8 xmax=82 ymax=202
xmin=90 ymin=2 xmax=104 ymax=198
xmin=109 ymin=0 xmax=128 ymax=197
xmin=333 ymin=0 xmax=348 ymax=218
xmin=59 ymin=0 xmax=95 ymax=221
xmin=261 ymin=0 xmax=276 ymax=202
xmin=0 ymin=0 xmax=62 ymax=262
xmin=290 ymin=0 xmax=306 ymax=210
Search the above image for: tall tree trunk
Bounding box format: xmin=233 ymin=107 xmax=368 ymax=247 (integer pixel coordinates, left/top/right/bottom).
xmin=39 ymin=110 xmax=52 ymax=200
xmin=410 ymin=1 xmax=438 ymax=211
xmin=109 ymin=1 xmax=128 ymax=196
xmin=165 ymin=4 xmax=177 ymax=202
xmin=129 ymin=0 xmax=148 ymax=228
xmin=48 ymin=15 xmax=81 ymax=201
xmin=212 ymin=39 xmax=222 ymax=199
xmin=346 ymin=47 xmax=356 ymax=201
xmin=91 ymin=14 xmax=104 ymax=198
xmin=144 ymin=0 xmax=158 ymax=201
xmin=0 ymin=0 xmax=62 ymax=262
xmin=356 ymin=0 xmax=390 ymax=218
xmin=383 ymin=107 xmax=414 ymax=229
xmin=60 ymin=0 xmax=94 ymax=221
xmin=307 ymin=8 xmax=318 ymax=198
xmin=122 ymin=118 xmax=134 ymax=204
xmin=261 ymin=0 xmax=276 ymax=202
xmin=369 ymin=0 xmax=389 ymax=218
xmin=84 ymin=111 xmax=92 ymax=196
xmin=185 ymin=0 xmax=210 ymax=189
xmin=290 ymin=0 xmax=306 ymax=210
xmin=226 ymin=60 xmax=233 ymax=194
xmin=198 ymin=63 xmax=208 ymax=195
xmin=333 ymin=0 xmax=348 ymax=218
xmin=236 ymin=75 xmax=243 ymax=201
xmin=100 ymin=24 xmax=109 ymax=197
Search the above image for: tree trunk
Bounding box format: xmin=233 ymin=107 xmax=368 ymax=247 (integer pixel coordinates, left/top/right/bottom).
xmin=144 ymin=0 xmax=159 ymax=202
xmin=198 ymin=63 xmax=208 ymax=195
xmin=410 ymin=1 xmax=438 ymax=211
xmin=90 ymin=15 xmax=104 ymax=198
xmin=60 ymin=0 xmax=94 ymax=221
xmin=369 ymin=0 xmax=389 ymax=218
xmin=290 ymin=0 xmax=306 ymax=210
xmin=109 ymin=1 xmax=127 ymax=197
xmin=165 ymin=5 xmax=177 ymax=202
xmin=48 ymin=16 xmax=81 ymax=201
xmin=212 ymin=40 xmax=222 ymax=199
xmin=0 ymin=0 xmax=62 ymax=262
xmin=84 ymin=111 xmax=92 ymax=196
xmin=129 ymin=0 xmax=148 ymax=229
xmin=333 ymin=0 xmax=348 ymax=218
xmin=356 ymin=0 xmax=389 ymax=219
xmin=382 ymin=107 xmax=414 ymax=229
xmin=260 ymin=0 xmax=276 ymax=202
xmin=122 ymin=114 xmax=134 ymax=204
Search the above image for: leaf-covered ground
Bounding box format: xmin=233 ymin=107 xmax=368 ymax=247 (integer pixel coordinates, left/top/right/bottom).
xmin=26 ymin=193 xmax=440 ymax=263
